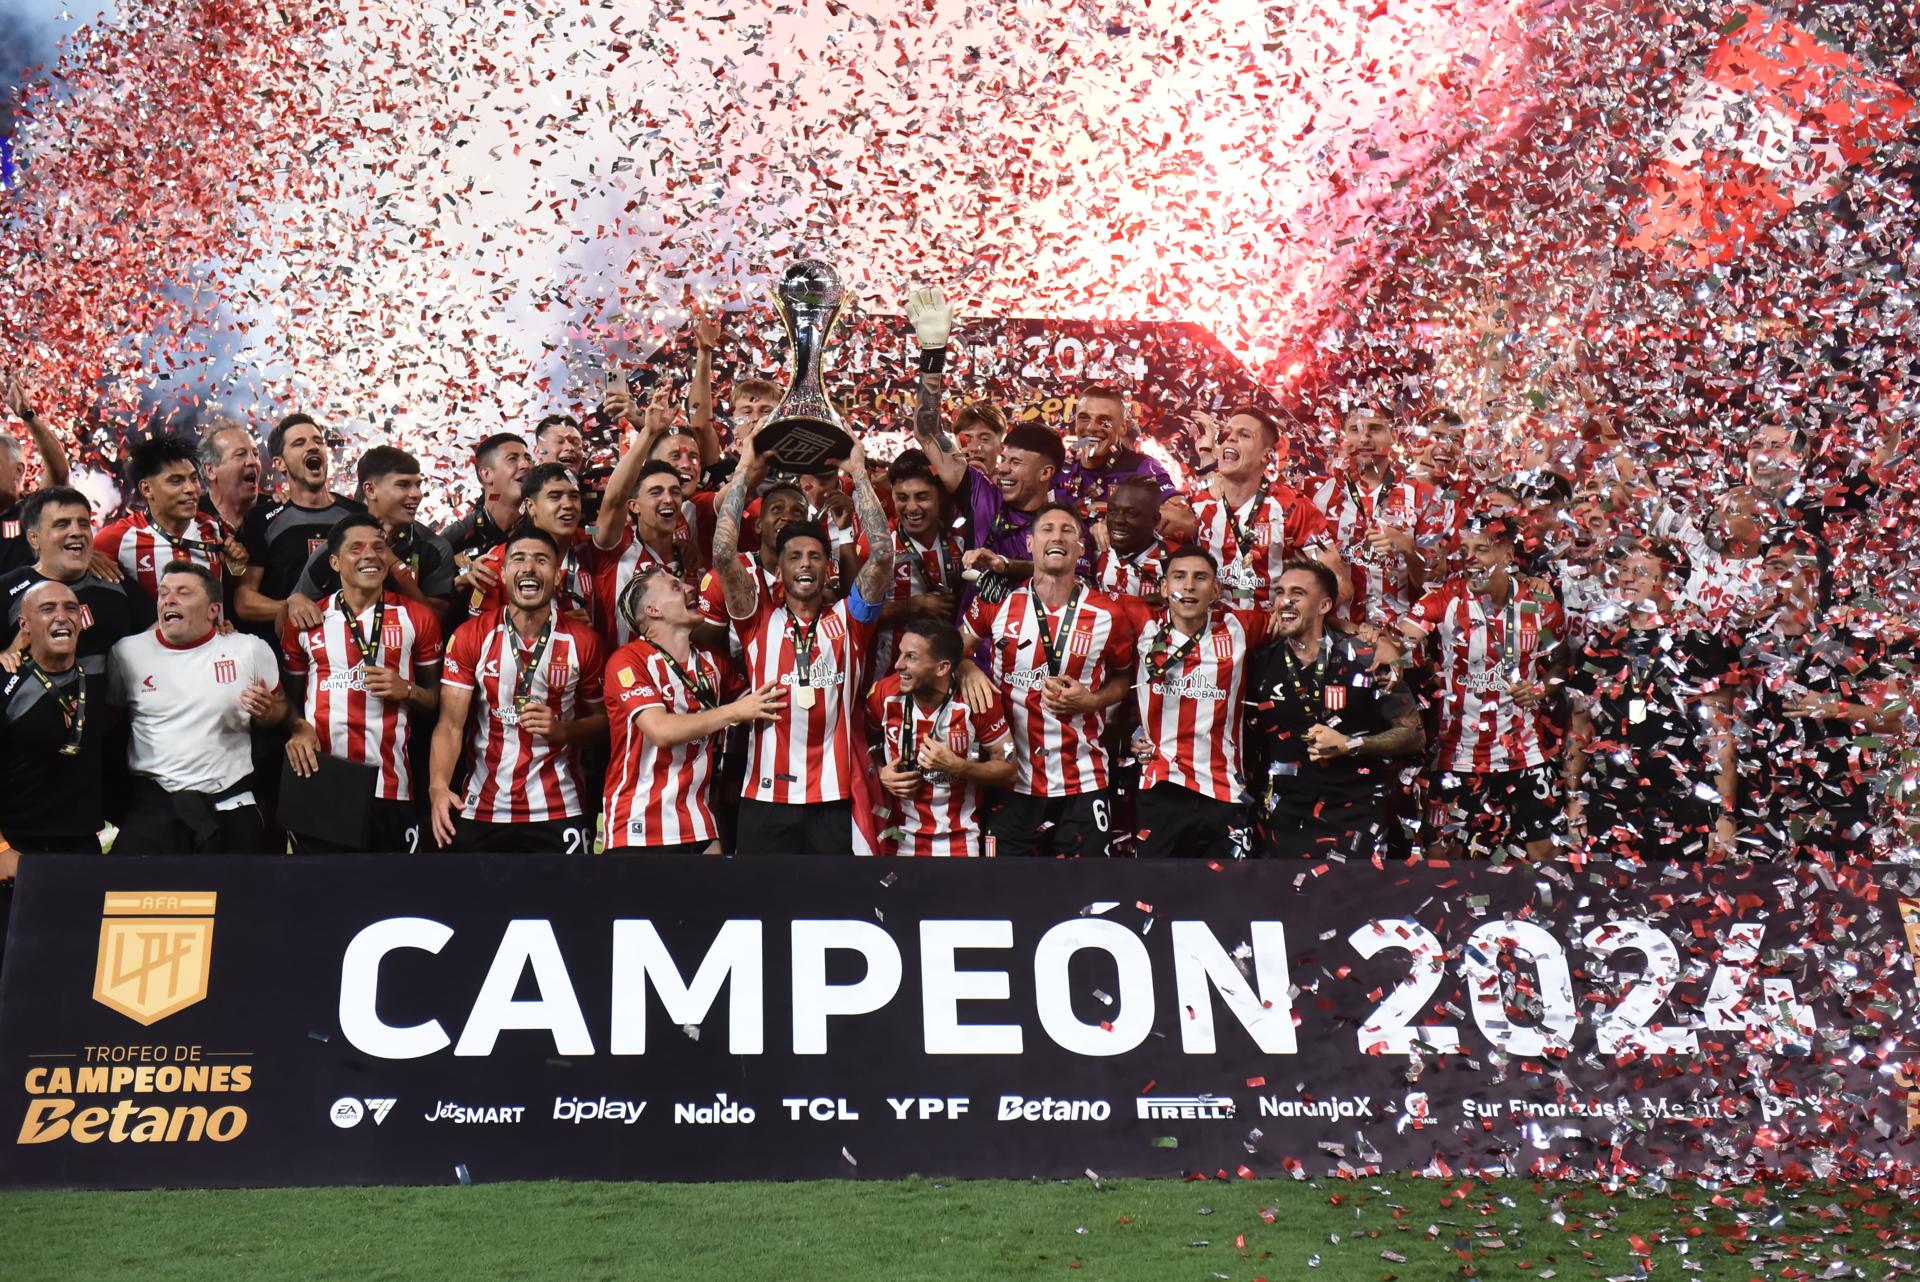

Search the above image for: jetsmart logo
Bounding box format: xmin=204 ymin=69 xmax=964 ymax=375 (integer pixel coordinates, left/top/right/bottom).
xmin=1137 ymin=1095 xmax=1236 ymax=1121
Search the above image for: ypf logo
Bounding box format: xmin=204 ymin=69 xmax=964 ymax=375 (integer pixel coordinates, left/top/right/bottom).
xmin=92 ymin=892 xmax=217 ymax=1026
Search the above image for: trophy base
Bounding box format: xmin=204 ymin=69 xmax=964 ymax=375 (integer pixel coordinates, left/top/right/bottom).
xmin=755 ymin=417 xmax=855 ymax=475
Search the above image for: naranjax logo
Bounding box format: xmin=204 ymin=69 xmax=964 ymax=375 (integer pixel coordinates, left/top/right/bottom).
xmin=1137 ymin=1095 xmax=1236 ymax=1121
xmin=93 ymin=892 xmax=217 ymax=1025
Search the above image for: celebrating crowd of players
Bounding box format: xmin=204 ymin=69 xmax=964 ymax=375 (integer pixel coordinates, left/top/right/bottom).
xmin=0 ymin=285 xmax=1909 ymax=885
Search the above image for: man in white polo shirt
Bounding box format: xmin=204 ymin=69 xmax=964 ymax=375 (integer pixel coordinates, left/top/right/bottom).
xmin=109 ymin=561 xmax=288 ymax=853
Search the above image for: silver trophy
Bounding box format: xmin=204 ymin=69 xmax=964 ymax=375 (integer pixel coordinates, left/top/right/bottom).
xmin=757 ymin=258 xmax=853 ymax=473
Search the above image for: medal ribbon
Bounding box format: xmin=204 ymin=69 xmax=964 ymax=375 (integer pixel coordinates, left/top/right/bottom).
xmin=505 ymin=610 xmax=556 ymax=708
xmin=651 ymin=642 xmax=716 ymax=711
xmin=341 ymin=595 xmax=386 ymax=668
xmin=28 ymin=662 xmax=85 ymax=754
xmin=1028 ymin=584 xmax=1083 ymax=678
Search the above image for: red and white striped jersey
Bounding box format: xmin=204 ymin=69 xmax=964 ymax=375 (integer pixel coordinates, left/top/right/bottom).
xmin=1407 ymin=577 xmax=1564 ymax=774
xmin=1132 ymin=607 xmax=1268 ymax=803
xmin=94 ymin=512 xmax=228 ymax=600
xmin=442 ymin=608 xmax=607 ymax=822
xmin=733 ymin=594 xmax=878 ymax=806
xmin=865 ymin=674 xmax=1011 ymax=857
xmin=962 ymin=584 xmax=1138 ymax=797
xmin=592 ymin=527 xmax=690 ymax=647
xmin=1093 ymin=539 xmax=1168 ymax=601
xmin=603 ymin=638 xmax=728 ymax=848
xmin=1305 ymin=471 xmax=1451 ymax=627
xmin=281 ymin=592 xmax=444 ymax=802
xmin=1188 ymin=483 xmax=1334 ymax=612
xmin=467 ymin=532 xmax=606 ymax=636
xmin=872 ymin=528 xmax=964 ymax=676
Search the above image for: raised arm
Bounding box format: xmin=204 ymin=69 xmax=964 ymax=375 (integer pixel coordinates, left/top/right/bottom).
xmin=846 ymin=440 xmax=895 ymax=606
xmin=688 ymin=304 xmax=722 ymax=468
xmin=4 ymin=374 xmax=68 ymax=487
xmin=593 ymin=428 xmax=649 ymax=551
xmin=711 ymin=435 xmax=764 ymax=620
xmin=904 ymin=287 xmax=966 ymax=492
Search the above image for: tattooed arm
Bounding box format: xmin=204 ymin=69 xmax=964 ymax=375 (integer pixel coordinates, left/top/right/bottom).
xmin=846 ymin=440 xmax=896 ymax=606
xmin=905 ymin=286 xmax=965 ymax=492
xmin=712 ymin=433 xmax=764 ymax=621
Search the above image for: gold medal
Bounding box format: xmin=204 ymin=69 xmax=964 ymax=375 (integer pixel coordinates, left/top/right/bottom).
xmin=794 ymin=683 xmax=816 ymax=710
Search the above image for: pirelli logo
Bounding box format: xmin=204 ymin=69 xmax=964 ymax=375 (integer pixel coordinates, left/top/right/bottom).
xmin=93 ymin=893 xmax=217 ymax=1027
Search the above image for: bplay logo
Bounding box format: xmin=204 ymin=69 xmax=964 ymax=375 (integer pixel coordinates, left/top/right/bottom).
xmin=553 ymin=1096 xmax=647 ymax=1125
xmin=329 ymin=1097 xmax=397 ymax=1129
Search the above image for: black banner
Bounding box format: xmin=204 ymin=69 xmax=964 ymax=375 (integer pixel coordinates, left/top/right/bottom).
xmin=3 ymin=855 xmax=1917 ymax=1189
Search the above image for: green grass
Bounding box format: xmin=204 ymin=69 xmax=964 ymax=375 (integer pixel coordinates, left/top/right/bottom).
xmin=4 ymin=1175 xmax=1917 ymax=1280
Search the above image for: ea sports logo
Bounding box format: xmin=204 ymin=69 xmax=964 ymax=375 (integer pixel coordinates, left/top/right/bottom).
xmin=329 ymin=1097 xmax=365 ymax=1129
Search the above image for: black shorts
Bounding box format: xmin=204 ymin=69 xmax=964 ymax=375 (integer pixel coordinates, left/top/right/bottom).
xmin=452 ymin=815 xmax=596 ymax=856
xmin=1133 ymin=783 xmax=1249 ymax=860
xmin=1586 ymin=787 xmax=1716 ymax=861
xmin=734 ymin=798 xmax=853 ymax=856
xmin=291 ymin=799 xmax=424 ymax=855
xmin=1427 ymin=765 xmax=1562 ymax=853
xmin=986 ymin=789 xmax=1110 ymax=858
xmin=1258 ymin=798 xmax=1393 ymax=860
xmin=606 ymin=838 xmax=719 ymax=857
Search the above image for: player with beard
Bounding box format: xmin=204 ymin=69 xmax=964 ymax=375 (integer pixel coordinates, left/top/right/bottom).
xmin=282 ymin=515 xmax=443 ymax=852
xmin=465 ymin=465 xmax=604 ymax=631
xmin=443 ymin=431 xmax=533 ymax=588
xmin=0 ymin=373 xmax=74 ymax=577
xmin=1399 ymin=517 xmax=1566 ymax=859
xmin=1056 ymin=385 xmax=1175 ymax=513
xmin=1093 ymin=476 xmax=1168 ymax=602
xmin=1188 ymin=406 xmax=1346 ymax=614
xmin=1306 ymin=403 xmax=1449 ymax=628
xmin=873 ymin=450 xmax=962 ymax=675
xmin=714 ymin=432 xmax=894 ymax=855
xmin=867 ymin=617 xmax=1014 ymax=857
xmin=1737 ymin=531 xmax=1907 ymax=858
xmin=288 ymin=447 xmax=457 ymax=616
xmin=431 ymin=528 xmax=607 ymax=853
xmin=197 ymin=419 xmax=262 ymax=533
xmin=1124 ymin=547 xmax=1266 ymax=859
xmin=1408 ymin=406 xmax=1475 ymax=511
xmin=96 ymin=436 xmax=239 ymax=601
xmin=0 ymin=487 xmax=153 ymax=662
xmin=604 ymin=567 xmax=784 ymax=854
xmin=960 ymin=502 xmax=1137 ymax=857
xmin=234 ymin=414 xmax=361 ymax=636
xmin=592 ymin=459 xmax=701 ymax=647
xmin=698 ymin=473 xmax=807 ymax=637
xmin=1245 ymin=559 xmax=1424 ymax=859
xmin=1564 ymin=542 xmax=1738 ymax=861
xmin=109 ymin=563 xmax=288 ymax=854
xmin=904 ymin=286 xmax=1094 ymax=581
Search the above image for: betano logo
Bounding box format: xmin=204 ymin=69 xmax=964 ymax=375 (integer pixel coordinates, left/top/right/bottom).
xmin=93 ymin=893 xmax=216 ymax=1026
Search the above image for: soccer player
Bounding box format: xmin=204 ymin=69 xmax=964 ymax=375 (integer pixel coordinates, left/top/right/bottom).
xmin=1056 ymin=384 xmax=1175 ymax=513
xmin=197 ymin=419 xmax=262 ymax=533
xmin=96 ymin=435 xmax=235 ymax=600
xmin=594 ymin=460 xmax=699 ymax=647
xmin=712 ymin=433 xmax=893 ymax=855
xmin=282 ymin=515 xmax=444 ymax=853
xmin=443 ymin=430 xmax=532 ymax=578
xmin=1306 ymin=403 xmax=1448 ymax=627
xmin=874 ymin=450 xmax=962 ymax=674
xmin=697 ymin=473 xmax=806 ymax=632
xmin=0 ymin=487 xmax=154 ymax=660
xmin=960 ymin=502 xmax=1137 ymax=857
xmin=233 ymin=413 xmax=360 ymax=636
xmin=1564 ymin=542 xmax=1737 ymax=861
xmin=531 ymin=413 xmax=587 ymax=474
xmin=430 ymin=528 xmax=607 ymax=854
xmin=603 ymin=566 xmax=784 ymax=853
xmin=1124 ymin=547 xmax=1265 ymax=859
xmin=867 ymin=617 xmax=1014 ymax=857
xmin=288 ymin=446 xmax=457 ymax=616
xmin=109 ymin=563 xmax=287 ymax=854
xmin=953 ymin=401 xmax=1006 ymax=476
xmin=0 ymin=373 xmax=74 ymax=576
xmin=1399 ymin=516 xmax=1566 ymax=859
xmin=1188 ymin=406 xmax=1345 ymax=613
xmin=1093 ymin=476 xmax=1168 ymax=601
xmin=465 ymin=464 xmax=603 ymax=631
xmin=1245 ymin=559 xmax=1424 ymax=859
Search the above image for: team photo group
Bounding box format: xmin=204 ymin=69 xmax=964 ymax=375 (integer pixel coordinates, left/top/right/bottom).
xmin=0 ymin=280 xmax=1902 ymax=886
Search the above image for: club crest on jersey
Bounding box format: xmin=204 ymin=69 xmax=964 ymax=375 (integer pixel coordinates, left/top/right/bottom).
xmin=617 ymin=666 xmax=636 ymax=689
xmin=819 ymin=613 xmax=846 ymax=643
xmin=382 ymin=623 xmax=404 ymax=652
xmin=212 ymin=658 xmax=237 ymax=685
xmin=77 ymin=603 xmax=93 ymax=630
xmin=1 ymin=520 xmax=17 ymax=539
xmin=949 ymin=725 xmax=970 ymax=753
xmin=1211 ymin=633 xmax=1234 ymax=659
xmin=1324 ymin=686 xmax=1347 ymax=711
xmin=1068 ymin=627 xmax=1094 ymax=658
